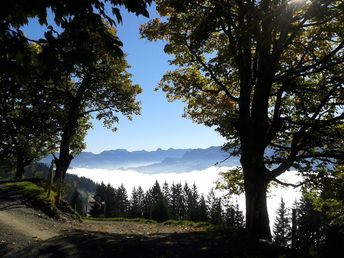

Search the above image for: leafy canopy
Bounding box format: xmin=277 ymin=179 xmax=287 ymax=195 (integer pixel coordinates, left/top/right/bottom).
xmin=142 ymin=0 xmax=344 ymax=179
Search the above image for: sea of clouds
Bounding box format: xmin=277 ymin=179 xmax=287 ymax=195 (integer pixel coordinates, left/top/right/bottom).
xmin=68 ymin=166 xmax=302 ymax=227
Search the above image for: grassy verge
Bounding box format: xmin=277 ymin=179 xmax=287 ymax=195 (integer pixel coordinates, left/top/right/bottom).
xmin=84 ymin=217 xmax=211 ymax=229
xmin=163 ymin=219 xmax=211 ymax=228
xmin=4 ymin=181 xmax=57 ymax=215
xmin=3 ymin=181 xmax=81 ymax=221
xmin=84 ymin=217 xmax=157 ymax=224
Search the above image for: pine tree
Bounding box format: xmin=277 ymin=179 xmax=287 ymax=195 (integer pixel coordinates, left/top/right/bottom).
xmin=273 ymin=198 xmax=291 ymax=247
xmin=105 ymin=183 xmax=117 ymax=217
xmin=90 ymin=182 xmax=107 ymax=217
xmin=207 ymin=188 xmax=223 ymax=224
xmin=183 ymin=182 xmax=192 ymax=220
xmin=70 ymin=189 xmax=85 ymax=216
xmin=143 ymin=181 xmax=169 ymax=222
xmin=115 ymin=184 xmax=129 ymax=217
xmin=294 ymin=191 xmax=324 ymax=253
xmin=129 ymin=186 xmax=145 ymax=218
xmin=224 ymin=200 xmax=245 ymax=228
xmin=198 ymin=194 xmax=208 ymax=222
xmin=188 ymin=183 xmax=200 ymax=221
xmin=170 ymin=183 xmax=186 ymax=220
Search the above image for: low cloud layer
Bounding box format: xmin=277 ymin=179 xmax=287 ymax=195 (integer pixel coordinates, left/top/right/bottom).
xmin=68 ymin=166 xmax=302 ymax=227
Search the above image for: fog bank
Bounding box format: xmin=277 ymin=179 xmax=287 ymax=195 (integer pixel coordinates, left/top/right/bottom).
xmin=68 ymin=166 xmax=302 ymax=226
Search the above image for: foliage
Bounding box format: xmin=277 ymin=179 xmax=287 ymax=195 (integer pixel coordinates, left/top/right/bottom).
xmin=223 ymin=201 xmax=245 ymax=229
xmin=294 ymin=166 xmax=344 ymax=256
xmin=0 ymin=0 xmax=152 ymax=180
xmin=89 ymin=181 xmax=245 ymax=227
xmin=207 ymin=188 xmax=223 ymax=224
xmin=70 ymin=189 xmax=85 ymax=216
xmin=141 ymin=0 xmax=344 ymax=239
xmin=216 ymin=167 xmax=245 ymax=196
xmin=273 ymin=198 xmax=291 ymax=247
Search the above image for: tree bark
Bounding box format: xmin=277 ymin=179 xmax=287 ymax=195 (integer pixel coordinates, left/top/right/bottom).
xmin=53 ymin=101 xmax=79 ymax=183
xmin=242 ymin=163 xmax=272 ymax=240
xmin=15 ymin=153 xmax=25 ymax=179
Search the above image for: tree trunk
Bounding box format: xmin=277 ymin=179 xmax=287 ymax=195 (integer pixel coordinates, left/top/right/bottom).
xmin=243 ymin=167 xmax=271 ymax=240
xmin=54 ymin=152 xmax=73 ymax=183
xmin=15 ymin=154 xmax=25 ymax=179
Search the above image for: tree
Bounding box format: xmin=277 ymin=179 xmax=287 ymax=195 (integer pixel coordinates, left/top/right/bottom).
xmin=45 ymin=22 xmax=143 ymax=190
xmin=90 ymin=182 xmax=107 ymax=217
xmin=273 ymin=198 xmax=291 ymax=247
xmin=170 ymin=183 xmax=186 ymax=220
xmin=0 ymin=0 xmax=152 ymax=179
xmin=115 ymin=184 xmax=129 ymax=217
xmin=207 ymin=188 xmax=223 ymax=224
xmin=129 ymin=186 xmax=145 ymax=218
xmin=295 ymin=167 xmax=344 ymax=255
xmin=198 ymin=194 xmax=208 ymax=222
xmin=188 ymin=183 xmax=200 ymax=221
xmin=70 ymin=189 xmax=85 ymax=216
xmin=294 ymin=190 xmax=325 ymax=253
xmin=224 ymin=200 xmax=245 ymax=228
xmin=0 ymin=40 xmax=60 ymax=178
xmin=162 ymin=181 xmax=171 ymax=208
xmin=142 ymin=0 xmax=344 ymax=239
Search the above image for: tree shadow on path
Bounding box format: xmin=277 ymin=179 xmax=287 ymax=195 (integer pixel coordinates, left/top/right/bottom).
xmin=3 ymin=228 xmax=298 ymax=258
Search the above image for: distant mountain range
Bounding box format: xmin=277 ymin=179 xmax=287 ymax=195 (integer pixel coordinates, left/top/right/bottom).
xmin=41 ymin=146 xmax=240 ymax=173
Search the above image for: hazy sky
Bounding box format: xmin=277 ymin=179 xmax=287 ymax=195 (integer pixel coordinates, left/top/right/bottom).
xmin=23 ymin=4 xmax=225 ymax=153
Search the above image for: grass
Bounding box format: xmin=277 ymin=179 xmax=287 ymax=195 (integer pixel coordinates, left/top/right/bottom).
xmin=3 ymin=181 xmax=81 ymax=221
xmin=4 ymin=181 xmax=56 ymax=211
xmin=84 ymin=217 xmax=157 ymax=224
xmin=163 ymin=219 xmax=211 ymax=228
xmin=84 ymin=217 xmax=211 ymax=229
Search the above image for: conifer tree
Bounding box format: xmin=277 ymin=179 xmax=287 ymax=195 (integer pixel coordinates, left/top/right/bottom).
xmin=162 ymin=181 xmax=171 ymax=212
xmin=188 ymin=183 xmax=200 ymax=221
xmin=198 ymin=194 xmax=208 ymax=222
xmin=273 ymin=198 xmax=291 ymax=247
xmin=105 ymin=184 xmax=117 ymax=217
xmin=70 ymin=189 xmax=85 ymax=216
xmin=207 ymin=188 xmax=223 ymax=224
xmin=129 ymin=186 xmax=145 ymax=218
xmin=143 ymin=181 xmax=169 ymax=221
xmin=170 ymin=183 xmax=186 ymax=220
xmin=294 ymin=191 xmax=324 ymax=253
xmin=224 ymin=201 xmax=245 ymax=228
xmin=115 ymin=184 xmax=129 ymax=217
xmin=90 ymin=182 xmax=107 ymax=217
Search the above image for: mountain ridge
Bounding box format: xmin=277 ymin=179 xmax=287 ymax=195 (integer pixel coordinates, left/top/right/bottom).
xmin=41 ymin=146 xmax=240 ymax=173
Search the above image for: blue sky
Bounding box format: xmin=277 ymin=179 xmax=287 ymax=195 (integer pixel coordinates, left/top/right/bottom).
xmin=23 ymin=5 xmax=225 ymax=153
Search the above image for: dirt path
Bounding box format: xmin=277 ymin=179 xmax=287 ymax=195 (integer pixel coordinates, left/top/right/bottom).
xmin=0 ymin=201 xmax=69 ymax=254
xmin=0 ymin=197 xmax=210 ymax=258
xmin=0 ymin=209 xmax=59 ymax=240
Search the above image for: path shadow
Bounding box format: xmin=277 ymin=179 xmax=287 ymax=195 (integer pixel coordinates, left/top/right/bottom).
xmin=0 ymin=186 xmax=25 ymax=210
xmin=4 ymin=230 xmax=229 ymax=258
xmin=2 ymin=228 xmax=298 ymax=258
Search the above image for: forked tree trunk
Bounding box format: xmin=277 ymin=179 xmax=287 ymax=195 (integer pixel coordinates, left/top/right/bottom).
xmin=243 ymin=167 xmax=272 ymax=240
